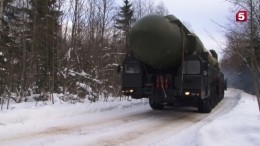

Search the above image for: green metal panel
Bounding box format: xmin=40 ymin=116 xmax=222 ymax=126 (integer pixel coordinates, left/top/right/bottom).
xmin=129 ymin=14 xmax=220 ymax=69
xmin=129 ymin=15 xmax=183 ymax=68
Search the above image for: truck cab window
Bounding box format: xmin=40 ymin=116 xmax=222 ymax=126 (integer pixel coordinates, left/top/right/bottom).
xmin=124 ymin=62 xmax=140 ymax=74
xmin=183 ymin=60 xmax=200 ymax=74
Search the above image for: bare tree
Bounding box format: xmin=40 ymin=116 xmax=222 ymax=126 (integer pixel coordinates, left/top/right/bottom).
xmin=249 ymin=0 xmax=260 ymax=111
xmin=223 ymin=0 xmax=260 ymax=110
xmin=0 ymin=0 xmax=3 ymax=30
xmin=133 ymin=0 xmax=169 ymax=19
xmin=154 ymin=1 xmax=169 ymax=15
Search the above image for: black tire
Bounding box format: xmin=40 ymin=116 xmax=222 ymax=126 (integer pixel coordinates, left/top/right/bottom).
xmin=210 ymin=83 xmax=218 ymax=108
xmin=224 ymin=79 xmax=227 ymax=90
xmin=198 ymin=97 xmax=212 ymax=113
xmin=149 ymin=99 xmax=164 ymax=110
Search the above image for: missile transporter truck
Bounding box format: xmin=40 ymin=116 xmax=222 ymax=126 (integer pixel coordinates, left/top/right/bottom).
xmin=119 ymin=15 xmax=227 ymax=113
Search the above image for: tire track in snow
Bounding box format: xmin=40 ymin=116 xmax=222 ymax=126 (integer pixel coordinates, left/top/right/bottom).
xmin=77 ymin=89 xmax=242 ymax=146
xmin=0 ymin=103 xmax=154 ymax=146
xmin=0 ymin=89 xmax=242 ymax=146
xmin=152 ymin=89 xmax=243 ymax=146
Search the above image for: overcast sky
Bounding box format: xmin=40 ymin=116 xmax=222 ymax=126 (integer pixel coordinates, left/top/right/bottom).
xmin=116 ymin=0 xmax=235 ymax=59
xmin=155 ymin=0 xmax=234 ymax=59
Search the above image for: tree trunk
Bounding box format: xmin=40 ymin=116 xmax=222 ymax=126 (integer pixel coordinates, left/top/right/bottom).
xmin=250 ymin=0 xmax=260 ymax=111
xmin=0 ymin=0 xmax=3 ymax=30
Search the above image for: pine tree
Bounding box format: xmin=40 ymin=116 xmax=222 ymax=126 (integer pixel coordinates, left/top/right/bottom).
xmin=0 ymin=0 xmax=16 ymax=54
xmin=0 ymin=0 xmax=3 ymax=29
xmin=0 ymin=52 xmax=6 ymax=95
xmin=0 ymin=0 xmax=23 ymax=92
xmin=28 ymin=0 xmax=61 ymax=93
xmin=115 ymin=0 xmax=134 ymax=52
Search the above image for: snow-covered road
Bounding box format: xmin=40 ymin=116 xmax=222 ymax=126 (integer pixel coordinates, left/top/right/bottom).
xmin=0 ymin=88 xmax=259 ymax=146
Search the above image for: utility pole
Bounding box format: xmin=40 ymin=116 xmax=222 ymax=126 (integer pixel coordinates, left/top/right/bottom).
xmin=250 ymin=0 xmax=260 ymax=112
xmin=0 ymin=0 xmax=3 ymax=32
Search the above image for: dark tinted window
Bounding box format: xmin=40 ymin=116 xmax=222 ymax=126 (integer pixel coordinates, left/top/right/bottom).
xmin=124 ymin=62 xmax=140 ymax=74
xmin=183 ymin=60 xmax=200 ymax=74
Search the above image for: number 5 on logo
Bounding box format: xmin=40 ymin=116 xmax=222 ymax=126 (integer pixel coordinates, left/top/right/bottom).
xmin=236 ymin=10 xmax=247 ymax=22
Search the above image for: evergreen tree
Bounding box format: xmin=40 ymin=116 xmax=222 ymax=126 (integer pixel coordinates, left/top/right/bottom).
xmin=0 ymin=52 xmax=6 ymax=95
xmin=115 ymin=0 xmax=134 ymax=52
xmin=0 ymin=0 xmax=24 ymax=92
xmin=28 ymin=0 xmax=61 ymax=92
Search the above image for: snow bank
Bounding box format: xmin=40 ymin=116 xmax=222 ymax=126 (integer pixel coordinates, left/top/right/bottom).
xmin=0 ymin=98 xmax=147 ymax=125
xmin=197 ymin=92 xmax=260 ymax=146
xmin=0 ymin=98 xmax=148 ymax=146
xmin=1 ymin=89 xmax=259 ymax=146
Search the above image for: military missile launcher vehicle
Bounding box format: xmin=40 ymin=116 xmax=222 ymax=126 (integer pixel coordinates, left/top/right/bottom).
xmin=119 ymin=15 xmax=227 ymax=113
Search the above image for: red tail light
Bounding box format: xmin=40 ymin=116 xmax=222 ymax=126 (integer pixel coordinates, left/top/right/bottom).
xmin=165 ymin=77 xmax=169 ymax=89
xmin=160 ymin=76 xmax=164 ymax=89
xmin=156 ymin=76 xmax=160 ymax=88
xmin=155 ymin=76 xmax=170 ymax=89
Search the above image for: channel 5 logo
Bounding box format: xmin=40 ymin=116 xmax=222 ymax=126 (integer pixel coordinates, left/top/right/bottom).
xmin=236 ymin=10 xmax=248 ymax=22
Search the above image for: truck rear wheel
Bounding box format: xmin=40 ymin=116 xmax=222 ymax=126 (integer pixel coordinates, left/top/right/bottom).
xmin=198 ymin=97 xmax=212 ymax=113
xmin=149 ymin=99 xmax=164 ymax=110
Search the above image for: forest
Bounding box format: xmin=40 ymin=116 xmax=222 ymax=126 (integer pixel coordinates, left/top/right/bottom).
xmin=0 ymin=0 xmax=259 ymax=105
xmin=221 ymin=0 xmax=260 ymax=96
xmin=0 ymin=0 xmax=168 ymax=103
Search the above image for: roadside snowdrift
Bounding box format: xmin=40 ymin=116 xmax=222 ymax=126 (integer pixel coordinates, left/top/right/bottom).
xmin=0 ymin=89 xmax=259 ymax=146
xmin=197 ymin=91 xmax=260 ymax=146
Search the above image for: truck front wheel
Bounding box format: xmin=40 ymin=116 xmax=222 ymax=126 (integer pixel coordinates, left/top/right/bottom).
xmin=198 ymin=97 xmax=212 ymax=113
xmin=149 ymin=99 xmax=164 ymax=110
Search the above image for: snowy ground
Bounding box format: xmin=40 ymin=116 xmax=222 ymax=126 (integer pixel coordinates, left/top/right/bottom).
xmin=0 ymin=88 xmax=259 ymax=146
